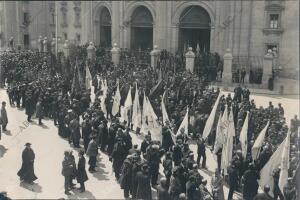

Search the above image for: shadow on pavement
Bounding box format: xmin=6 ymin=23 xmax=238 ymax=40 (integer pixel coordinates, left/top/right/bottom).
xmin=3 ymin=130 xmax=12 ymax=136
xmin=0 ymin=145 xmax=8 ymax=158
xmin=68 ymin=189 xmax=96 ymax=199
xmin=19 ymin=182 xmax=43 ymax=193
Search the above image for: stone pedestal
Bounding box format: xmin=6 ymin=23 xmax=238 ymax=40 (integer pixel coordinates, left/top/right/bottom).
xmin=86 ymin=42 xmax=96 ymax=60
xmin=150 ymin=45 xmax=160 ymax=70
xmin=223 ymin=48 xmax=233 ymax=83
xmin=38 ymin=36 xmax=43 ymax=52
xmin=43 ymin=37 xmax=48 ymax=53
xmin=262 ymin=50 xmax=273 ymax=87
xmin=185 ymin=47 xmax=195 ymax=73
xmin=111 ymin=43 xmax=120 ymax=66
xmin=63 ymin=40 xmax=70 ymax=58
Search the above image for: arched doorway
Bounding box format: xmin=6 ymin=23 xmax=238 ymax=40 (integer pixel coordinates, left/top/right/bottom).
xmin=130 ymin=6 xmax=153 ymax=50
xmin=179 ymin=6 xmax=211 ymax=52
xmin=100 ymin=7 xmax=111 ymax=48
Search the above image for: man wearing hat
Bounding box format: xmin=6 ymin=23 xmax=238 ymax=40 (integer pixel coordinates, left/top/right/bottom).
xmin=253 ymin=184 xmax=272 ymax=200
xmin=242 ymin=163 xmax=260 ymax=200
xmin=17 ymin=143 xmax=37 ymax=184
xmin=136 ymin=163 xmax=152 ymax=200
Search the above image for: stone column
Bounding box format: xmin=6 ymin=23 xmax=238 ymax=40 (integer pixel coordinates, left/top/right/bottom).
xmin=63 ymin=40 xmax=70 ymax=58
xmin=43 ymin=37 xmax=48 ymax=53
xmin=150 ymin=45 xmax=161 ymax=70
xmin=111 ymin=43 xmax=120 ymax=66
xmin=223 ymin=48 xmax=233 ymax=83
xmin=51 ymin=38 xmax=56 ymax=53
xmin=37 ymin=36 xmax=43 ymax=52
xmin=262 ymin=49 xmax=273 ymax=87
xmin=185 ymin=47 xmax=195 ymax=73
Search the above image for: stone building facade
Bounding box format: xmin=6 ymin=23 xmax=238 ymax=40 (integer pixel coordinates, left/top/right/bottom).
xmin=0 ymin=1 xmax=299 ymax=93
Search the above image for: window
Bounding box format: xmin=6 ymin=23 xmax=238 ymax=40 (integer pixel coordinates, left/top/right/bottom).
xmin=24 ymin=34 xmax=29 ymax=47
xmin=23 ymin=12 xmax=30 ymax=24
xmin=63 ymin=32 xmax=68 ymax=40
xmin=270 ymin=14 xmax=279 ymax=28
xmin=266 ymin=44 xmax=279 ymax=56
xmin=51 ymin=12 xmax=55 ymax=25
xmin=76 ymin=33 xmax=80 ymax=42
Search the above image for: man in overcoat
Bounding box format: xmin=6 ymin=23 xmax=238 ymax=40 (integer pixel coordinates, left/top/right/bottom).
xmin=17 ymin=143 xmax=37 ymax=184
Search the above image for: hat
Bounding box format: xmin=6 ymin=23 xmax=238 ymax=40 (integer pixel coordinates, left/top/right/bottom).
xmin=25 ymin=142 xmax=31 ymax=147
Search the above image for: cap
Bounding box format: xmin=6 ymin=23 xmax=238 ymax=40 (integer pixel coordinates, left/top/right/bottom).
xmin=25 ymin=142 xmax=31 ymax=147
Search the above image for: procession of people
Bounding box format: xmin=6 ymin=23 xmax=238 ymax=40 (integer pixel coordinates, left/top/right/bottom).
xmin=0 ymin=43 xmax=299 ymax=200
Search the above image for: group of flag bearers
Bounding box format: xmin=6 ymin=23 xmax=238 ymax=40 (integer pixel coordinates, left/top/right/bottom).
xmin=80 ymin=58 xmax=295 ymax=199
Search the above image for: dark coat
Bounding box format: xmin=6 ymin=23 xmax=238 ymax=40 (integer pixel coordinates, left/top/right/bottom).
xmin=17 ymin=147 xmax=38 ymax=182
xmin=253 ymin=193 xmax=272 ymax=200
xmin=162 ymin=129 xmax=174 ymax=151
xmin=61 ymin=157 xmax=73 ymax=177
xmin=69 ymin=119 xmax=81 ymax=143
xmin=86 ymin=140 xmax=98 ymax=157
xmin=0 ymin=107 xmax=8 ymax=125
xmin=35 ymin=101 xmax=43 ymax=118
xmin=25 ymin=97 xmax=34 ymax=116
xmin=119 ymin=158 xmax=132 ymax=190
xmin=136 ymin=171 xmax=152 ymax=200
xmin=157 ymin=185 xmax=171 ymax=200
xmin=76 ymin=156 xmax=88 ymax=183
xmin=242 ymin=169 xmax=260 ymax=199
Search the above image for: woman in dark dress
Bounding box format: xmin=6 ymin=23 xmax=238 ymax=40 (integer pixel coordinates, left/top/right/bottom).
xmin=17 ymin=143 xmax=37 ymax=184
xmin=76 ymin=150 xmax=88 ymax=193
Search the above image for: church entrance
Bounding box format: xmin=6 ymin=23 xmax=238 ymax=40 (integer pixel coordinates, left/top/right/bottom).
xmin=178 ymin=6 xmax=211 ymax=52
xmin=130 ymin=6 xmax=153 ymax=50
xmin=99 ymin=7 xmax=111 ymax=48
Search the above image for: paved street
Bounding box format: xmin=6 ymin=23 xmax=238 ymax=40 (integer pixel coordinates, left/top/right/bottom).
xmin=0 ymin=88 xmax=299 ymax=199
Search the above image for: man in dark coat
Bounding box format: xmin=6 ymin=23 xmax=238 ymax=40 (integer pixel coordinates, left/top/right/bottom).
xmin=227 ymin=163 xmax=239 ymax=200
xmin=111 ymin=137 xmax=127 ymax=180
xmin=136 ymin=164 xmax=152 ymax=200
xmin=99 ymin=121 xmax=108 ymax=152
xmin=147 ymin=144 xmax=161 ymax=186
xmin=25 ymin=93 xmax=34 ymax=122
xmin=82 ymin=116 xmax=92 ymax=152
xmin=196 ymin=136 xmax=206 ymax=168
xmin=107 ymin=124 xmax=117 ymax=156
xmin=119 ymin=155 xmax=133 ymax=199
xmin=35 ymin=99 xmax=43 ymax=125
xmin=141 ymin=134 xmax=151 ymax=157
xmin=17 ymin=143 xmax=37 ymax=184
xmin=76 ymin=150 xmax=88 ymax=193
xmin=272 ymin=168 xmax=284 ymax=200
xmin=86 ymin=136 xmax=98 ymax=172
xmin=61 ymin=151 xmax=73 ymax=195
xmin=0 ymin=101 xmax=8 ymax=131
xmin=69 ymin=117 xmax=81 ymax=148
xmin=242 ymin=163 xmax=260 ymax=200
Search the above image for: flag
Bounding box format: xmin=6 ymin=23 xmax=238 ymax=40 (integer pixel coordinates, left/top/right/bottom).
xmin=112 ymin=80 xmax=121 ymax=116
xmin=141 ymin=92 xmax=149 ymax=134
xmin=85 ymin=64 xmax=92 ymax=90
xmin=71 ymin=64 xmax=80 ymax=93
xmin=161 ymin=91 xmax=170 ymax=126
xmin=213 ymin=113 xmax=224 ymax=154
xmin=146 ymin=96 xmax=162 ymax=141
xmin=202 ymin=93 xmax=222 ymax=140
xmin=149 ymin=79 xmax=164 ymax=99
xmin=176 ymin=107 xmax=189 ymax=135
xmin=132 ymin=83 xmax=142 ymax=131
xmin=221 ymin=107 xmax=235 ymax=175
xmin=259 ymin=138 xmax=286 ymax=197
xmin=121 ymin=86 xmax=132 ymax=125
xmin=239 ymin=111 xmax=249 ymax=159
xmin=279 ymin=131 xmax=291 ymax=193
xmin=252 ymin=121 xmax=270 ymax=160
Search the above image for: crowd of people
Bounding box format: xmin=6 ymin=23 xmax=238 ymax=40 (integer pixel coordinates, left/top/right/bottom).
xmin=0 ymin=44 xmax=299 ymax=200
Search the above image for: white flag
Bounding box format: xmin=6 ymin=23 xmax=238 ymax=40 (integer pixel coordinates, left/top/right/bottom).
xmin=252 ymin=121 xmax=270 ymax=160
xmin=121 ymin=86 xmax=132 ymax=125
xmin=176 ymin=107 xmax=189 ymax=135
xmin=112 ymin=80 xmax=121 ymax=116
xmin=132 ymin=83 xmax=142 ymax=131
xmin=239 ymin=112 xmax=249 ymax=159
xmin=85 ymin=65 xmax=92 ymax=90
xmin=214 ymin=113 xmax=224 ymax=154
xmin=202 ymin=93 xmax=222 ymax=140
xmin=222 ymin=107 xmax=235 ymax=175
xmin=279 ymin=131 xmax=291 ymax=193
xmin=161 ymin=91 xmax=170 ymax=126
xmin=145 ymin=96 xmax=162 ymax=142
xmin=259 ymin=138 xmax=286 ymax=197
